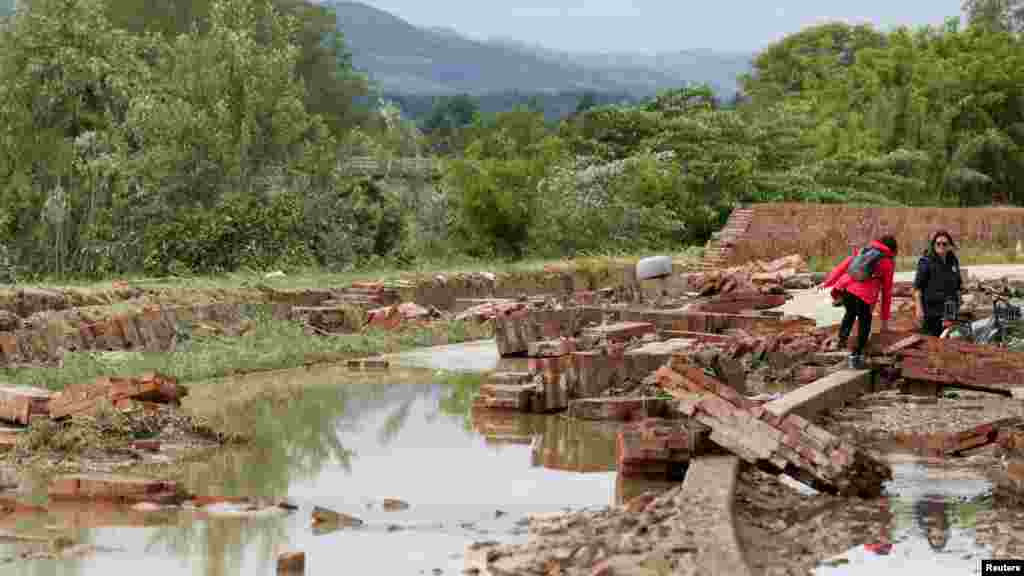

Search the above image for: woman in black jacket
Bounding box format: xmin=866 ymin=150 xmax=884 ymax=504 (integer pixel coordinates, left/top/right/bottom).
xmin=913 ymin=230 xmax=962 ymax=337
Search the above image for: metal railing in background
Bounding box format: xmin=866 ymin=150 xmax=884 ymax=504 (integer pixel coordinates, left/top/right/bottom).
xmin=338 ymin=156 xmax=440 ymax=177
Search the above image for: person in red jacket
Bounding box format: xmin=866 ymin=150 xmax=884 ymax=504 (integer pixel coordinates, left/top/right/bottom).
xmin=821 ymin=235 xmax=898 ymax=370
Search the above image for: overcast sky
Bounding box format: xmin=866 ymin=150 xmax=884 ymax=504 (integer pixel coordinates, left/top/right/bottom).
xmin=356 ymin=0 xmax=965 ymax=53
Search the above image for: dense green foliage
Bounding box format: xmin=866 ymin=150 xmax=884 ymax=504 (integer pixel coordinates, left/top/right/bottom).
xmin=2 ymin=0 xmax=1024 ymax=278
xmin=387 ymin=90 xmax=636 ymax=127
xmin=0 ymin=0 xmax=392 ymax=278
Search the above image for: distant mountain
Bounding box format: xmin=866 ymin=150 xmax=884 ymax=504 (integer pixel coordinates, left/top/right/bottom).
xmin=329 ymin=1 xmax=750 ymax=97
xmin=423 ymin=25 xmax=471 ymax=41
xmin=488 ymin=37 xmax=753 ymax=97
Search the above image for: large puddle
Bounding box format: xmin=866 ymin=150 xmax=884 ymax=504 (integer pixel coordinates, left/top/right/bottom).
xmin=385 ymin=339 xmax=529 ymax=373
xmin=0 ymin=357 xmax=642 ymax=575
xmin=817 ymin=461 xmax=995 ymax=576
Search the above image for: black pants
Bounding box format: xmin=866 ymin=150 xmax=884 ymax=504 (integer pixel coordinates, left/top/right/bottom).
xmin=921 ymin=313 xmax=944 ymax=337
xmin=838 ymin=292 xmax=872 ymax=355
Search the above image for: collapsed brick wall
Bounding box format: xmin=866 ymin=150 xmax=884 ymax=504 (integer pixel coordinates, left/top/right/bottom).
xmin=724 ymin=203 xmax=1024 ymax=266
xmin=0 ymin=303 xmax=291 ymax=365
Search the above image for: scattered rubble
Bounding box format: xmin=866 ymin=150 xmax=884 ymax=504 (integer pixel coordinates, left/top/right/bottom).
xmin=0 ymin=373 xmax=236 ymax=469
xmin=460 ymin=264 xmax=1024 ymax=572
xmin=994 ymin=460 xmax=1024 ymax=508
xmin=567 ymin=397 xmax=672 ymax=422
xmin=684 ymin=254 xmax=814 ymax=297
xmin=49 ymin=373 xmax=187 ymax=420
xmin=312 ymin=505 xmax=363 ymax=532
xmin=380 ymin=498 xmax=410 ymax=512
xmin=888 ymin=417 xmax=1023 ymax=458
xmin=0 ymin=255 xmax=1020 ymax=572
xmin=463 ymin=484 xmax=708 ymax=576
xmin=278 ymin=550 xmax=306 ymax=575
xmin=656 ymin=361 xmax=891 ymax=497
xmin=365 ymin=302 xmax=438 ymax=330
xmin=616 ymin=418 xmax=710 ymax=479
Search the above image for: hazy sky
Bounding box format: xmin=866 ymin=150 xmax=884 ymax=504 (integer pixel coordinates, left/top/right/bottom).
xmin=358 ymin=0 xmax=965 ymax=53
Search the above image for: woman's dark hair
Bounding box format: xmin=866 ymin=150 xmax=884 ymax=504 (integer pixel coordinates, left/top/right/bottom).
xmin=878 ymin=234 xmax=898 ymax=254
xmin=931 ymin=230 xmax=957 ymax=249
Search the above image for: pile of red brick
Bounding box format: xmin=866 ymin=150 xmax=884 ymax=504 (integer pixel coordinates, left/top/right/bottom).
xmin=687 ymin=291 xmax=789 ymax=315
xmin=48 ymin=373 xmax=187 ymax=420
xmin=892 ymin=418 xmax=1022 ymax=458
xmin=476 ymin=321 xmax=675 ymax=414
xmin=365 ymin=302 xmax=436 ymax=330
xmin=332 ymin=281 xmax=401 ymax=308
xmin=723 ymin=330 xmax=827 ymax=362
xmin=0 ymin=373 xmax=186 ymax=431
xmin=568 ymin=397 xmax=672 ymax=422
xmin=454 ymin=300 xmax=528 ymax=323
xmin=687 ymin=254 xmax=811 ymax=297
xmin=898 ymin=338 xmax=1024 ymax=393
xmin=616 ymin=418 xmax=709 ymax=479
xmin=654 ymin=358 xmax=892 ymax=497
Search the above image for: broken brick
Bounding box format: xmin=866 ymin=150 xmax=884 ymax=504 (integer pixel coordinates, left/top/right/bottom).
xmin=583 ymin=322 xmax=655 ymax=344
xmin=527 ymin=338 xmax=577 ymax=358
xmin=49 ymin=373 xmax=186 ymax=420
xmin=657 ymin=364 xmax=891 ymax=497
xmin=617 ymin=418 xmax=703 ymax=478
xmin=0 ymin=385 xmax=51 ymax=425
xmin=567 ymin=398 xmax=669 ymax=421
xmin=49 ymin=473 xmax=183 ymax=502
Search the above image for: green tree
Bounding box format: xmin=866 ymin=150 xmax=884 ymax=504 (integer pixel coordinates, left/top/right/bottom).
xmin=422 ymin=93 xmax=480 ymax=154
xmin=103 ymin=0 xmax=370 ymax=136
xmin=444 ymin=108 xmax=562 ymax=258
xmin=740 ymin=22 xmax=887 ymax=106
xmin=574 ymin=92 xmax=598 ymax=115
xmin=963 ymin=0 xmax=1024 ymax=32
xmin=0 ymin=0 xmax=154 ymax=276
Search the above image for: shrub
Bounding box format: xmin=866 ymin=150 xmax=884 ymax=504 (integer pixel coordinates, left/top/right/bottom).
xmin=142 ymin=191 xmax=313 ymax=275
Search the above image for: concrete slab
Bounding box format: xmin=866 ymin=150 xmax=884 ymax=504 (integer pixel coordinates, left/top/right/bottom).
xmin=763 ymin=369 xmax=874 ymax=421
xmin=678 ymin=456 xmax=753 ymax=576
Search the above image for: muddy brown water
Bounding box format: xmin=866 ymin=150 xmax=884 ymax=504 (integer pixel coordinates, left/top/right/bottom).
xmin=0 ymin=341 xmax=662 ymax=575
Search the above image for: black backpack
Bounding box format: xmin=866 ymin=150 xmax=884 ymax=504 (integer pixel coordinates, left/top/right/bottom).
xmin=847 ymin=246 xmax=889 ymax=282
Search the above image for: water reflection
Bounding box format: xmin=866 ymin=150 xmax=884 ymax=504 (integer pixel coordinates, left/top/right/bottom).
xmin=914 ymin=497 xmax=950 ymax=552
xmin=818 ymin=463 xmax=994 ymax=575
xmin=387 ymin=339 xmax=530 ymax=373
xmin=469 ymin=409 xmax=619 ymax=474
xmin=9 ymin=368 xmax=623 ymax=575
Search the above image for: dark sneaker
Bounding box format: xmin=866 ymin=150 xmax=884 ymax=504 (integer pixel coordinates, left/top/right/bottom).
xmin=848 ymin=355 xmax=867 ymax=370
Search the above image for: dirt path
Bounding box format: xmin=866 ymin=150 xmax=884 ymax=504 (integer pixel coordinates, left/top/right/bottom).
xmin=780 ymin=263 xmax=1024 ymax=327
